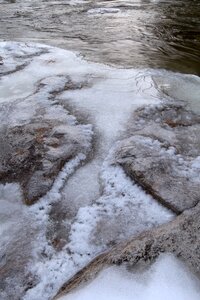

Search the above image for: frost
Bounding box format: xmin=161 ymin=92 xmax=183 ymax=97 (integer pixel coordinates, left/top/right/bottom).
xmin=0 ymin=42 xmax=199 ymax=300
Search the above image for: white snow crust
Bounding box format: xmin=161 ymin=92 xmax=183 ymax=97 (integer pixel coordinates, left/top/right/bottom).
xmin=0 ymin=42 xmax=200 ymax=300
xmin=59 ymin=255 xmax=200 ymax=300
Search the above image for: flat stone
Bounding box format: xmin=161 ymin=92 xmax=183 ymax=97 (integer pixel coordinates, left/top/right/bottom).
xmin=115 ymin=103 xmax=200 ymax=213
xmin=0 ymin=76 xmax=92 ymax=204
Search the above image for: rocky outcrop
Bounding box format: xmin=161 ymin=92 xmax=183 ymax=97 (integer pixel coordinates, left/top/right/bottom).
xmin=0 ymin=122 xmax=80 ymax=204
xmin=115 ymin=103 xmax=200 ymax=213
xmin=53 ymin=101 xmax=200 ymax=299
xmin=0 ymin=76 xmax=92 ymax=204
xmin=1 ymin=42 xmax=200 ymax=300
xmin=54 ymin=201 xmax=200 ymax=299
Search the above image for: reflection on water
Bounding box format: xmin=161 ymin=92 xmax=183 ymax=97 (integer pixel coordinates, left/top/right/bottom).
xmin=0 ymin=1 xmax=199 ymax=73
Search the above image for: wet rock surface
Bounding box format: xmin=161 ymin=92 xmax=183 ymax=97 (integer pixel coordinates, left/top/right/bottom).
xmin=115 ymin=103 xmax=200 ymax=213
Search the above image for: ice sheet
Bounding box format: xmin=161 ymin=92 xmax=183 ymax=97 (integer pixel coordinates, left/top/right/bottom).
xmin=60 ymin=255 xmax=200 ymax=300
xmin=0 ymin=42 xmax=199 ymax=300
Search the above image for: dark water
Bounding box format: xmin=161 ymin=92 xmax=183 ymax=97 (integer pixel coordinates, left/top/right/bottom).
xmin=0 ymin=0 xmax=200 ymax=73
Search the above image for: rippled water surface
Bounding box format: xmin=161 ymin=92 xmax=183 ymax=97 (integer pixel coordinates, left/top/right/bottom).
xmin=0 ymin=2 xmax=200 ymax=299
xmin=0 ymin=0 xmax=200 ymax=74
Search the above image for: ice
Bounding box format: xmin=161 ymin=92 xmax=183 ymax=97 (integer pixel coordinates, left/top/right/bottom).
xmin=0 ymin=183 xmax=23 ymax=239
xmin=0 ymin=183 xmax=37 ymax=299
xmin=1 ymin=42 xmax=199 ymax=300
xmin=69 ymin=153 xmax=173 ymax=254
xmin=68 ymin=0 xmax=88 ymax=5
xmin=59 ymin=255 xmax=200 ymax=300
xmin=23 ymin=149 xmax=173 ymax=300
xmin=59 ymin=70 xmax=159 ymax=153
xmin=61 ymin=160 xmax=101 ymax=210
xmin=153 ymin=73 xmax=200 ymax=113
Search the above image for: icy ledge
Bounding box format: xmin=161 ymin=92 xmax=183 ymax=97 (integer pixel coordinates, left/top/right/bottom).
xmin=59 ymin=255 xmax=200 ymax=300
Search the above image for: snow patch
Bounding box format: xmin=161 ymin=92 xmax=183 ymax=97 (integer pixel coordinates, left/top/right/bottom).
xmin=59 ymin=255 xmax=200 ymax=300
xmin=1 ymin=42 xmax=199 ymax=300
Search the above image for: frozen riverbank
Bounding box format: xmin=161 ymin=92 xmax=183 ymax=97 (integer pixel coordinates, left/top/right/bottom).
xmin=0 ymin=42 xmax=200 ymax=300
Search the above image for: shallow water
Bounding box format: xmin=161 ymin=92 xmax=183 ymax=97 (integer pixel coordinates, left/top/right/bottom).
xmin=0 ymin=0 xmax=200 ymax=74
xmin=0 ymin=1 xmax=200 ymax=299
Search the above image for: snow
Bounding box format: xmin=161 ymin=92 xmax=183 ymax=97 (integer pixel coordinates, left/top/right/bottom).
xmin=0 ymin=42 xmax=200 ymax=300
xmin=22 ymin=146 xmax=173 ymax=300
xmin=59 ymin=255 xmax=200 ymax=300
xmin=68 ymin=153 xmax=173 ymax=254
xmin=62 ymin=160 xmax=101 ymax=209
xmin=58 ymin=70 xmax=159 ymax=153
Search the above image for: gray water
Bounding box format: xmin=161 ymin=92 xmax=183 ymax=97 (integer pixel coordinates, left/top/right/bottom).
xmin=0 ymin=0 xmax=200 ymax=74
xmin=0 ymin=0 xmax=200 ymax=300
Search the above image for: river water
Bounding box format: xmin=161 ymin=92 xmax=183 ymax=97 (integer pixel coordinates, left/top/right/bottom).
xmin=0 ymin=1 xmax=200 ymax=300
xmin=0 ymin=0 xmax=200 ymax=74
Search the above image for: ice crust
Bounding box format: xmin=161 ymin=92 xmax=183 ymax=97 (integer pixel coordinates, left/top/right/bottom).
xmin=153 ymin=74 xmax=200 ymax=113
xmin=0 ymin=42 xmax=200 ymax=300
xmin=59 ymin=255 xmax=200 ymax=300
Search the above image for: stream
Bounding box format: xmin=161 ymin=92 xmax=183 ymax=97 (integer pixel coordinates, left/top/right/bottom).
xmin=0 ymin=1 xmax=200 ymax=300
xmin=0 ymin=0 xmax=200 ymax=74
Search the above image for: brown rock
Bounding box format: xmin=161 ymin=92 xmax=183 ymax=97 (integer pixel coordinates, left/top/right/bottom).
xmin=53 ymin=202 xmax=200 ymax=299
xmin=115 ymin=103 xmax=200 ymax=213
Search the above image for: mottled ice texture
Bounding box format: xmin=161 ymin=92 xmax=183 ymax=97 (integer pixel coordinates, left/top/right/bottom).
xmin=59 ymin=255 xmax=200 ymax=300
xmin=153 ymin=73 xmax=200 ymax=113
xmin=0 ymin=42 xmax=200 ymax=300
xmin=23 ymin=153 xmax=173 ymax=300
xmin=0 ymin=183 xmax=37 ymax=299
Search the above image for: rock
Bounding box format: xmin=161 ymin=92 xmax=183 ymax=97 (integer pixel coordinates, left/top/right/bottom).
xmin=0 ymin=120 xmax=91 ymax=204
xmin=53 ymin=102 xmax=200 ymax=299
xmin=110 ymin=202 xmax=200 ymax=271
xmin=53 ymin=201 xmax=200 ymax=299
xmin=0 ymin=76 xmax=93 ymax=204
xmin=25 ymin=171 xmax=53 ymax=204
xmin=115 ymin=103 xmax=200 ymax=213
